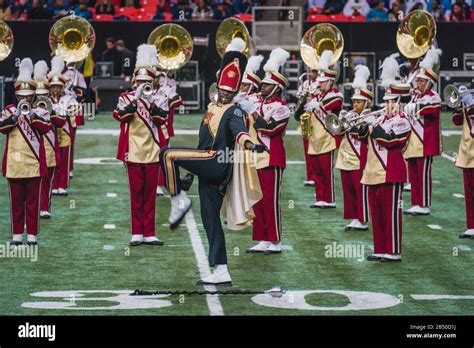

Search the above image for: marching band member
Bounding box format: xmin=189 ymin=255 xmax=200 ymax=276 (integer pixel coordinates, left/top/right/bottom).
xmin=63 ymin=62 xmax=87 ymax=179
xmin=154 ymin=68 xmax=183 ymax=196
xmin=0 ymin=58 xmax=52 ymax=246
xmin=304 ymin=50 xmax=343 ymax=208
xmin=49 ymin=56 xmax=79 ymax=196
xmin=114 ymin=44 xmax=168 ymax=247
xmin=34 ymin=60 xmax=66 ymax=219
xmin=357 ymin=54 xmax=412 ymax=262
xmin=159 ymin=38 xmax=264 ymax=285
xmin=335 ymin=65 xmax=371 ymax=231
xmin=235 ymin=54 xmax=264 ymax=107
xmin=452 ymin=86 xmax=474 ymax=239
xmin=241 ymin=48 xmax=290 ymax=254
xmin=296 ymin=68 xmax=318 ymax=187
xmin=403 ymin=48 xmax=442 ymax=216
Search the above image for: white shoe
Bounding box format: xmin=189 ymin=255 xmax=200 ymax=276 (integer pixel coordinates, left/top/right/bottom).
xmin=40 ymin=211 xmax=51 ymax=219
xmin=311 ymin=201 xmax=336 ymax=209
xmin=459 ymin=229 xmax=474 ymax=239
xmin=197 ymin=264 xmax=232 ymax=285
xmin=130 ymin=234 xmax=143 ymax=246
xmin=58 ymin=188 xmax=68 ymax=196
xmin=352 ymin=220 xmax=369 ymax=230
xmin=403 ymin=183 xmax=411 ymax=191
xmin=345 ymin=219 xmax=358 ymax=230
xmin=169 ymin=191 xmax=192 ymax=229
xmin=303 ymin=180 xmax=315 ymax=186
xmin=143 ymin=236 xmax=164 ymax=245
xmin=69 ymin=171 xmax=74 ymax=178
xmin=403 ymin=205 xmax=419 ymax=215
xmin=413 ymin=206 xmax=430 ymax=215
xmin=156 ymin=186 xmax=164 ymax=196
xmin=265 ymin=242 xmax=282 ymax=254
xmin=51 ymin=189 xmax=59 ymax=195
xmin=27 ymin=234 xmax=37 ymax=245
xmin=381 ymin=253 xmax=401 ymax=261
xmin=246 ymin=241 xmax=270 ymax=253
xmin=12 ymin=234 xmax=23 ymax=242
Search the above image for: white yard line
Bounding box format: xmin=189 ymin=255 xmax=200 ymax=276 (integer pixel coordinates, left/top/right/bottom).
xmin=427 ymin=224 xmax=442 ymax=230
xmin=441 ymin=152 xmax=455 ymax=163
xmin=107 ymin=193 xmax=117 ymax=198
xmin=184 ymin=210 xmax=224 ymax=316
xmin=103 ymin=224 xmax=116 ymax=229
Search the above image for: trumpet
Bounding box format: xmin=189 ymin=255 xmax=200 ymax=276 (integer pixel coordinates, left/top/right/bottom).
xmin=325 ymin=108 xmax=386 ymax=135
xmin=18 ymin=100 xmax=31 ymax=116
xmin=142 ymin=82 xmax=154 ymax=96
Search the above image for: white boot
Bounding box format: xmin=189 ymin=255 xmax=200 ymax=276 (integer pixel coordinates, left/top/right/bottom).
xmin=156 ymin=186 xmax=164 ymax=196
xmin=130 ymin=234 xmax=143 ymax=246
xmin=197 ymin=264 xmax=232 ymax=285
xmin=403 ymin=205 xmax=419 ymax=215
xmin=51 ymin=189 xmax=59 ymax=195
xmin=311 ymin=201 xmax=335 ymax=209
xmin=58 ymin=188 xmax=68 ymax=196
xmin=40 ymin=211 xmax=51 ymax=219
xmin=381 ymin=253 xmax=402 ymax=261
xmin=460 ymin=229 xmax=474 ymax=239
xmin=169 ymin=191 xmax=192 ymax=229
xmin=265 ymin=242 xmax=282 ymax=254
xmin=27 ymin=234 xmax=38 ymax=245
xmin=11 ymin=234 xmax=23 ymax=245
xmin=403 ymin=183 xmax=411 ymax=191
xmin=143 ymin=236 xmax=164 ymax=245
xmin=303 ymin=180 xmax=315 ymax=186
xmin=69 ymin=171 xmax=74 ymax=178
xmin=246 ymin=241 xmax=270 ymax=253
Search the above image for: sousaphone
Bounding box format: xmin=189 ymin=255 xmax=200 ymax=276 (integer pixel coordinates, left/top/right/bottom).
xmin=49 ymin=13 xmax=96 ymax=63
xmin=0 ymin=20 xmax=13 ymax=62
xmin=215 ymin=18 xmax=251 ymax=58
xmin=396 ymin=10 xmax=436 ymax=60
xmin=148 ymin=23 xmax=193 ymax=71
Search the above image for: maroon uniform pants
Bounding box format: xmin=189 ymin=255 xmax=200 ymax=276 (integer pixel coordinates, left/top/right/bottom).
xmin=40 ymin=166 xmax=55 ymax=212
xmin=8 ymin=177 xmax=42 ymax=236
xmin=408 ymin=156 xmax=433 ymax=207
xmin=303 ymin=138 xmax=317 ymax=182
xmin=53 ymin=146 xmax=70 ymax=190
xmin=157 ymin=138 xmax=170 ymax=187
xmin=252 ymin=166 xmax=283 ymax=242
xmin=311 ymin=150 xmax=335 ymax=203
xmin=69 ymin=126 xmax=76 ymax=172
xmin=463 ymin=168 xmax=474 ymax=229
xmin=340 ymin=169 xmax=369 ymax=222
xmin=368 ymin=183 xmax=403 ymax=255
xmin=126 ymin=162 xmax=159 ymax=236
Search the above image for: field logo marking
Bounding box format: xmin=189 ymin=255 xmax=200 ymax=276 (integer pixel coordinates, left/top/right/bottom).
xmin=21 ymin=290 xmax=172 ymax=310
xmin=252 ymin=290 xmax=400 ymax=311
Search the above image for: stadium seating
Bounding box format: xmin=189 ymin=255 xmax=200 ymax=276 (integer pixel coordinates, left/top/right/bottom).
xmin=95 ymin=14 xmax=114 ymax=21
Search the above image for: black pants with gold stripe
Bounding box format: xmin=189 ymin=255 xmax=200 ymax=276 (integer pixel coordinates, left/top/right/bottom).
xmin=159 ymin=147 xmax=230 ymax=266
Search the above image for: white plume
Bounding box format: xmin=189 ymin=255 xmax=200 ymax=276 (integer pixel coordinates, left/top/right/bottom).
xmin=380 ymin=53 xmax=400 ymax=88
xmin=136 ymin=44 xmax=158 ymax=68
xmin=226 ymin=38 xmax=246 ymax=53
xmin=263 ymin=47 xmax=290 ymax=72
xmin=48 ymin=56 xmax=64 ymax=78
xmin=246 ymin=55 xmax=264 ymax=73
xmin=316 ymin=50 xmax=333 ymax=70
xmin=352 ymin=65 xmax=370 ymax=90
xmin=419 ymin=47 xmax=442 ymax=70
xmin=18 ymin=58 xmax=33 ymax=82
xmin=34 ymin=60 xmax=49 ymax=81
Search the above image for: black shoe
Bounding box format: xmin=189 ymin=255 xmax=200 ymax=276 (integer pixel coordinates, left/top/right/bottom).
xmin=411 ymin=211 xmax=430 ymax=216
xmin=181 ymin=173 xmax=194 ymax=192
xmin=40 ymin=215 xmax=51 ymax=220
xmin=264 ymin=250 xmax=282 ymax=255
xmin=143 ymin=240 xmax=164 ymax=246
xmin=366 ymin=254 xmax=382 ymax=261
xmin=10 ymin=240 xmax=23 ymax=246
xmin=381 ymin=256 xmax=402 ymax=262
xmin=196 ymin=279 xmax=232 ymax=286
xmin=459 ymin=234 xmax=474 ymax=239
xmin=27 ymin=241 xmax=38 ymax=246
xmin=245 ymin=248 xmax=266 ymax=253
xmin=129 ymin=241 xmax=143 ymax=247
xmin=352 ymin=226 xmax=369 ymax=231
xmin=170 ymin=200 xmax=193 ymax=230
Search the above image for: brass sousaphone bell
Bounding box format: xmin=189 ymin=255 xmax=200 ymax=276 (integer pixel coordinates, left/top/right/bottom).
xmin=396 ymin=10 xmax=436 ymax=60
xmin=443 ymin=84 xmax=474 ymax=109
xmin=49 ymin=13 xmax=96 ymax=63
xmin=0 ymin=20 xmax=13 ymax=62
xmin=148 ymin=23 xmax=193 ymax=71
xmin=215 ymin=17 xmax=251 ymax=58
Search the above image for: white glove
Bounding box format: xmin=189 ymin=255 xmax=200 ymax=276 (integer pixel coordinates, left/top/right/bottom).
xmin=364 ymin=114 xmax=376 ymax=126
xmin=238 ymin=99 xmax=257 ymax=115
xmin=462 ymin=93 xmax=474 ymax=106
xmin=403 ymin=102 xmax=416 ymax=116
xmin=134 ymin=84 xmax=144 ymax=101
xmin=304 ymin=100 xmax=320 ymax=113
